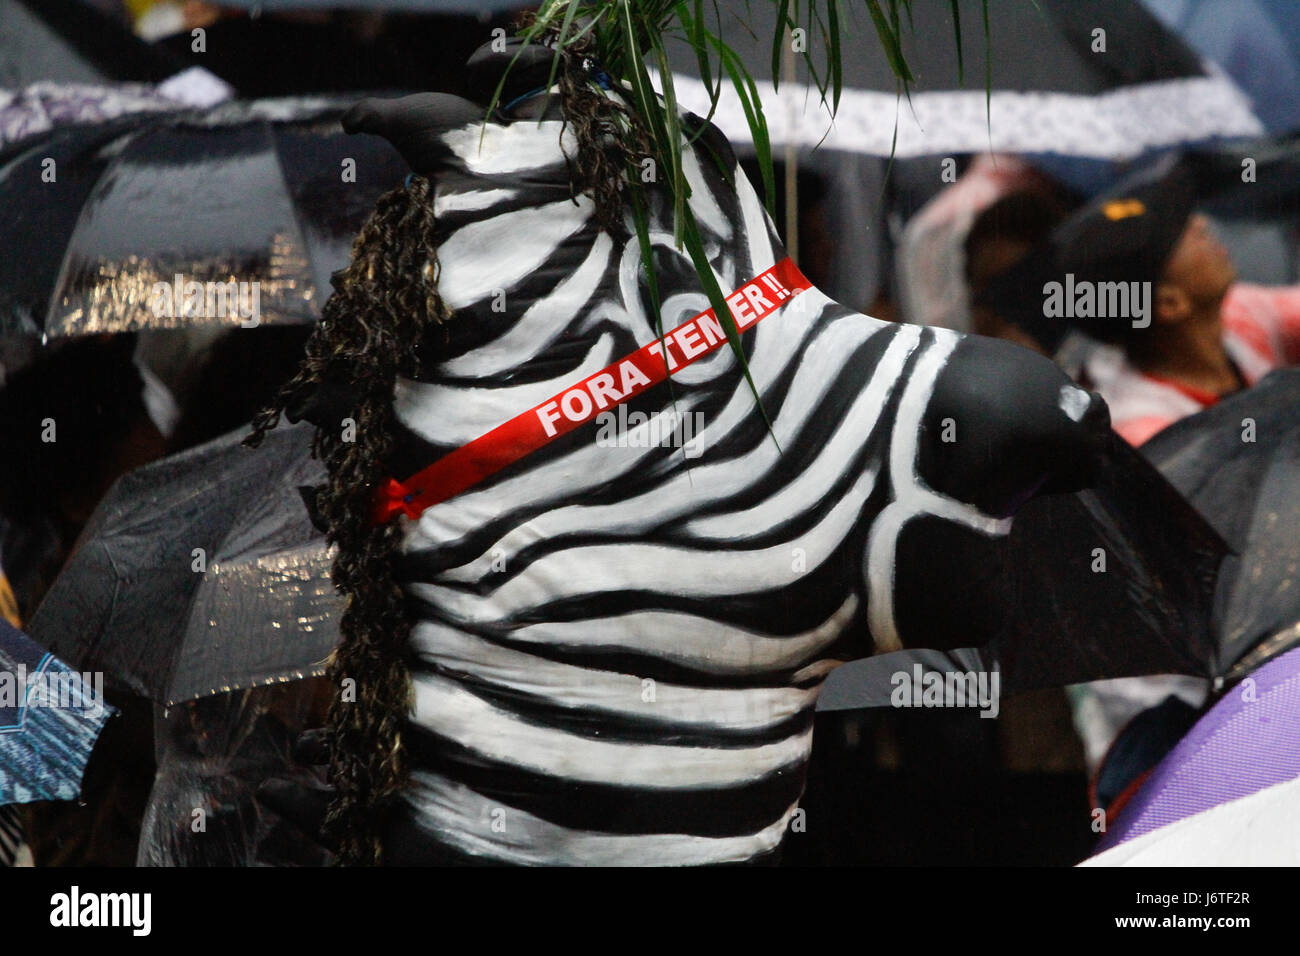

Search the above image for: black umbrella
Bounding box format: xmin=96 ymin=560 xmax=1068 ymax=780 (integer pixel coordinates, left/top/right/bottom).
xmin=661 ymin=0 xmax=1261 ymax=159
xmin=0 ymin=95 xmax=409 ymax=337
xmin=26 ymin=421 xmax=336 ymax=707
xmin=1140 ymin=368 xmax=1300 ymax=681
xmin=819 ymin=432 xmax=1227 ymax=709
xmin=1187 ymin=131 xmax=1300 ymax=223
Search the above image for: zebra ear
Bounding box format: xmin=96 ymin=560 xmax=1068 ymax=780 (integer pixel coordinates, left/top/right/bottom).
xmin=464 ymin=37 xmax=557 ymax=110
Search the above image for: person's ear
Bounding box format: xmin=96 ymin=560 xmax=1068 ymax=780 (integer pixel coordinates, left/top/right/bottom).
xmin=1154 ymin=281 xmax=1190 ymax=326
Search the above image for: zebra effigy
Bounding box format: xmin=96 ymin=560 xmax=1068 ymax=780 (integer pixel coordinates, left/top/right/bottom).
xmin=247 ymin=41 xmax=1144 ymax=866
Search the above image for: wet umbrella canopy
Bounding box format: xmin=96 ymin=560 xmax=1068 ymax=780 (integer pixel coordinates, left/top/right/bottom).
xmin=28 ymin=421 xmax=335 ymax=707
xmin=0 ymin=96 xmax=408 ymax=338
xmin=661 ymin=0 xmax=1262 ymax=159
xmin=1088 ymin=644 xmax=1300 ymax=862
xmin=1141 ymin=368 xmax=1300 ymax=680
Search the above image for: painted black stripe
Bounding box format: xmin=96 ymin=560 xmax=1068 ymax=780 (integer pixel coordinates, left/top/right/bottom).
xmin=401 ymin=723 xmax=808 ymax=839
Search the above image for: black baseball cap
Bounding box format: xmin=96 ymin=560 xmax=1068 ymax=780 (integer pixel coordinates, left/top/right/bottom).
xmin=1044 ymin=154 xmax=1198 ymax=342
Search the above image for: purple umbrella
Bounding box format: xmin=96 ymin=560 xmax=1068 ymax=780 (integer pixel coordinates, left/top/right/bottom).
xmin=1090 ymin=644 xmax=1300 ymax=858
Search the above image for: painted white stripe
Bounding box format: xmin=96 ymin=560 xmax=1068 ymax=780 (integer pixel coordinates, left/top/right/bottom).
xmin=685 ymin=325 xmax=921 ymax=539
xmin=439 ymin=118 xmax=580 ymax=175
xmin=865 ymin=332 xmax=1013 ymax=652
xmin=410 ymin=621 xmax=816 ymax=729
xmin=409 ymin=671 xmax=813 ymax=789
xmin=610 ymin=228 xmax=721 ymax=348
xmin=433 ymin=187 xmax=517 ymax=216
xmin=396 ymin=332 xmax=618 ymax=446
xmin=682 ymin=145 xmax=732 ymax=241
xmin=734 ymin=149 xmax=780 ymax=275
xmin=503 ymin=594 xmax=857 ymax=674
xmin=437 ymin=232 xmax=615 ymax=379
xmin=404 ymin=771 xmax=799 ymax=866
xmin=791 ymin=658 xmax=843 ymax=685
xmin=435 ymin=197 xmax=593 ymax=310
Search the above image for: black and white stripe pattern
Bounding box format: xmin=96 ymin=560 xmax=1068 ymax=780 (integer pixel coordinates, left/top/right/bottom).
xmin=379 ymin=95 xmax=1094 ymax=865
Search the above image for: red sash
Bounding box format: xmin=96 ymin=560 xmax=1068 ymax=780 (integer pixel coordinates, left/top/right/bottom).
xmin=371 ymin=257 xmax=811 ymax=523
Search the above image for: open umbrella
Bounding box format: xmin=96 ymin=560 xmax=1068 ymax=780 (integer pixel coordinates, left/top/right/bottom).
xmin=27 ymin=421 xmax=335 ymax=707
xmin=661 ymin=0 xmax=1262 ymax=160
xmin=1186 ymin=131 xmax=1300 ymax=224
xmin=1084 ymin=644 xmax=1300 ymax=865
xmin=819 ymin=431 xmax=1227 ymax=709
xmin=0 ymin=94 xmax=408 ymax=338
xmin=1140 ymin=367 xmax=1300 ymax=680
xmin=0 ymin=617 xmax=114 ymax=804
xmin=1141 ymin=0 xmax=1300 ymax=135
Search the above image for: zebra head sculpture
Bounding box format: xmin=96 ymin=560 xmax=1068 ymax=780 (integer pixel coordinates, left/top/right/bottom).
xmin=274 ymin=45 xmax=1113 ymax=866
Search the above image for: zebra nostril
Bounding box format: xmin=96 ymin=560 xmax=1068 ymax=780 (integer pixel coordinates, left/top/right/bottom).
xmin=1057 ymin=383 xmax=1093 ymax=423
xmin=1059 ymin=383 xmax=1112 ymax=436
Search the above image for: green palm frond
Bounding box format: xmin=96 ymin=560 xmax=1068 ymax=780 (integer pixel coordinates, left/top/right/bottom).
xmin=483 ymin=0 xmax=986 ymax=440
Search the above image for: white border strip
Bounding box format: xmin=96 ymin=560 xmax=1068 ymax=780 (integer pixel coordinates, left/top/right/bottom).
xmin=657 ymin=69 xmax=1262 ymax=159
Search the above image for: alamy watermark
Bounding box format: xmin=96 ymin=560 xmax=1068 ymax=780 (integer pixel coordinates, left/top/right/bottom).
xmin=0 ymin=666 xmax=106 ymax=718
xmin=150 ymin=274 xmax=260 ymax=327
xmin=890 ymin=664 xmax=1000 ymax=718
xmin=594 ymin=406 xmax=706 ymax=458
xmin=49 ymin=886 xmax=150 ymax=936
xmin=1043 ymin=273 xmax=1151 ymax=329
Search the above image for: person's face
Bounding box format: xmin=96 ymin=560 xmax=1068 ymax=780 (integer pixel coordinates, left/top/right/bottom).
xmin=1159 ymin=214 xmax=1236 ymax=311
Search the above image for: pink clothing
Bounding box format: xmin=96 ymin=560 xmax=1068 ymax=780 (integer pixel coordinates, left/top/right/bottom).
xmin=1084 ymin=283 xmax=1300 ymax=446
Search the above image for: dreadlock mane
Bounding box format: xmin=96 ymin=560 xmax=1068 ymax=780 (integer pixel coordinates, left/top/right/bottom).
xmin=247 ymin=175 xmax=445 ymax=865
xmin=244 ymin=39 xmax=651 ymax=865
xmin=526 ymin=13 xmax=654 ymax=234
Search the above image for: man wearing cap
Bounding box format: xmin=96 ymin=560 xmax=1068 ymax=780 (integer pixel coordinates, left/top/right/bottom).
xmin=1037 ymin=157 xmax=1300 ymax=817
xmin=1054 ymin=157 xmax=1300 ymax=446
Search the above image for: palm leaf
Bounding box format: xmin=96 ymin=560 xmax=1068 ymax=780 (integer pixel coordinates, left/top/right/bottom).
xmin=770 ymin=0 xmax=791 ymax=88
xmin=949 ymin=0 xmax=965 ymax=84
